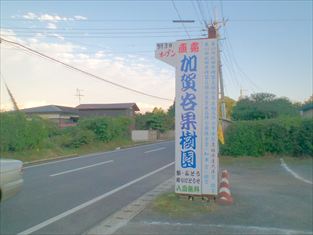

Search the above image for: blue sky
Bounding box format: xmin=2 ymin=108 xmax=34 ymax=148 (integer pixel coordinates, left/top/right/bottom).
xmin=0 ymin=0 xmax=312 ymax=112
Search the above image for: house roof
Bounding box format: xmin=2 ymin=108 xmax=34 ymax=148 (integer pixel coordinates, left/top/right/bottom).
xmin=21 ymin=105 xmax=79 ymax=115
xmin=301 ymin=103 xmax=313 ymax=112
xmin=76 ymin=103 xmax=140 ymax=111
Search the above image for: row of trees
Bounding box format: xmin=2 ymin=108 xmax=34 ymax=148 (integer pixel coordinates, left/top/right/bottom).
xmin=231 ymin=93 xmax=302 ymax=120
xmin=135 ymin=92 xmax=308 ymax=131
xmin=135 ymin=105 xmax=175 ymax=132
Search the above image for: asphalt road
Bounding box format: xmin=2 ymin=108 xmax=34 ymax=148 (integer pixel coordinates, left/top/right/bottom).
xmin=0 ymin=141 xmax=175 ymax=235
xmin=114 ymin=157 xmax=313 ymax=235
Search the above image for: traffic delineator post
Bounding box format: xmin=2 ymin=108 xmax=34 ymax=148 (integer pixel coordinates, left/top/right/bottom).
xmin=217 ymin=170 xmax=234 ymax=205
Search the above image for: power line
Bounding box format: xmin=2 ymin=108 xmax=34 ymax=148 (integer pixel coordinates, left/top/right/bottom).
xmin=195 ymin=0 xmax=208 ymax=28
xmin=1 ymin=26 xmax=202 ymax=31
xmin=0 ymin=33 xmax=203 ymax=39
xmin=223 ymin=29 xmax=261 ymax=91
xmin=1 ymin=18 xmax=311 ymax=23
xmin=190 ymin=0 xmax=206 ymax=28
xmin=0 ymin=18 xmax=177 ymax=22
xmin=171 ymin=0 xmax=191 ymax=39
xmin=0 ymin=37 xmax=174 ymax=102
xmin=0 ymin=29 xmax=202 ymax=35
xmin=219 ymin=1 xmax=261 ymax=91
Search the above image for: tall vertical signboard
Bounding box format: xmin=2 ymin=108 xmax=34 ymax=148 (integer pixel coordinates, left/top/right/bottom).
xmin=156 ymin=38 xmax=219 ymax=196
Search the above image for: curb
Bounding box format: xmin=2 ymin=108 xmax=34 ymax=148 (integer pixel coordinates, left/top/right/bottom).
xmin=84 ymin=177 xmax=175 ymax=235
xmin=217 ymin=169 xmax=234 ymax=205
xmin=23 ymin=154 xmax=79 ymax=166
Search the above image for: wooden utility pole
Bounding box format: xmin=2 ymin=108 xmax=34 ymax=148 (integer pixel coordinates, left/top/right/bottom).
xmin=208 ymin=23 xmax=227 ymax=120
xmin=5 ymin=83 xmax=19 ymax=111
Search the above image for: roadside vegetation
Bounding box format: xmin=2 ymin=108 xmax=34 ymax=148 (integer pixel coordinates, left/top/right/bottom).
xmin=0 ymin=105 xmax=175 ymax=162
xmin=152 ymin=192 xmax=217 ymax=217
xmin=0 ymin=112 xmax=134 ymax=162
xmin=221 ymin=93 xmax=313 ymax=157
xmin=0 ymin=93 xmax=311 ymax=162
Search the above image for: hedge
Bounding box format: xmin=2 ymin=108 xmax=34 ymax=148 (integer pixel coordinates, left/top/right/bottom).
xmin=0 ymin=113 xmax=133 ymax=152
xmin=220 ymin=117 xmax=313 ymax=157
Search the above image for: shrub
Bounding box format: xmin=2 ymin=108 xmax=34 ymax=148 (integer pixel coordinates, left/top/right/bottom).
xmin=0 ymin=112 xmax=48 ymax=152
xmin=220 ymin=117 xmax=312 ymax=157
xmin=52 ymin=127 xmax=96 ymax=148
xmin=294 ymin=119 xmax=313 ymax=156
xmin=79 ymin=116 xmax=132 ymax=142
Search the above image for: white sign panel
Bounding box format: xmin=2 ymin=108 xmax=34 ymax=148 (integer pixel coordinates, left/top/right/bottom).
xmin=155 ymin=39 xmax=219 ymax=196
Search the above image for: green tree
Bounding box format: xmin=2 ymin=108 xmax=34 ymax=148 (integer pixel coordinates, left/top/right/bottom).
xmin=135 ymin=106 xmax=175 ymax=132
xmin=232 ymin=93 xmax=299 ymax=120
xmin=167 ymin=102 xmax=175 ymax=118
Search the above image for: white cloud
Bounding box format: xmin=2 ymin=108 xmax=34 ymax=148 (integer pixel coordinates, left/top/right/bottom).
xmin=0 ymin=31 xmax=175 ymax=112
xmin=46 ymin=23 xmax=57 ymax=29
xmin=20 ymin=12 xmax=88 ymax=22
xmin=40 ymin=14 xmax=61 ymax=21
xmin=23 ymin=12 xmax=37 ymax=20
xmin=50 ymin=33 xmax=65 ymax=41
xmin=74 ymin=15 xmax=87 ymax=20
xmin=95 ymin=51 xmax=105 ymax=58
xmin=35 ymin=33 xmax=44 ymax=37
xmin=28 ymin=38 xmax=38 ymax=43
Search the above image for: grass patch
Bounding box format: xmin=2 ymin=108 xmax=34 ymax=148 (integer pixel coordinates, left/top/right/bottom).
xmin=219 ymin=155 xmax=280 ymax=167
xmin=220 ymin=155 xmax=313 ymax=167
xmin=151 ymin=192 xmax=217 ymax=217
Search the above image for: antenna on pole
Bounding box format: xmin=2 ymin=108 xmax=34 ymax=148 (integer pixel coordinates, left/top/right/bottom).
xmin=75 ymin=88 xmax=84 ymax=105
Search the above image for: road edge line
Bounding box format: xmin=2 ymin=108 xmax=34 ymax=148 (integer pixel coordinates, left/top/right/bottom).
xmin=24 ymin=140 xmax=174 ymax=169
xmin=49 ymin=160 xmax=113 ymax=177
xmin=280 ymin=158 xmax=312 ymax=185
xmin=17 ymin=162 xmax=175 ymax=235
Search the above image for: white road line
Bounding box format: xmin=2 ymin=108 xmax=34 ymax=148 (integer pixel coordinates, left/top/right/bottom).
xmin=141 ymin=221 xmax=313 ymax=234
xmin=280 ymin=158 xmax=312 ymax=185
xmin=24 ymin=141 xmax=173 ymax=169
xmin=17 ymin=161 xmax=175 ymax=235
xmin=144 ymin=147 xmax=166 ymax=154
xmin=49 ymin=160 xmax=114 ymax=177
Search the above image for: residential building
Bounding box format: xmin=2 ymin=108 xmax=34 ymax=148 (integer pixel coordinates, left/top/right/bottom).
xmin=20 ymin=105 xmax=79 ymax=128
xmin=76 ymin=103 xmax=140 ymax=118
xmin=300 ymin=103 xmax=313 ymax=118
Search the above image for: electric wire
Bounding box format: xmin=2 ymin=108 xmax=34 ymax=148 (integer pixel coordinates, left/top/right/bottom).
xmin=171 ymin=0 xmax=191 ymax=39
xmin=0 ymin=33 xmax=203 ymax=39
xmin=0 ymin=37 xmax=174 ymax=102
xmin=219 ymin=0 xmax=261 ymax=92
xmin=195 ymin=0 xmax=208 ymax=28
xmin=190 ymin=0 xmax=206 ymax=29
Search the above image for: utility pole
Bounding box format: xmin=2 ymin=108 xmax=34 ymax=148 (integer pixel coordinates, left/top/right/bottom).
xmin=5 ymin=83 xmax=19 ymax=111
xmin=239 ymin=88 xmax=248 ymax=100
xmin=173 ymin=18 xmax=227 ymax=120
xmin=208 ymin=21 xmax=227 ymax=120
xmin=75 ymin=88 xmax=84 ymax=104
xmin=0 ymin=72 xmax=19 ymax=111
